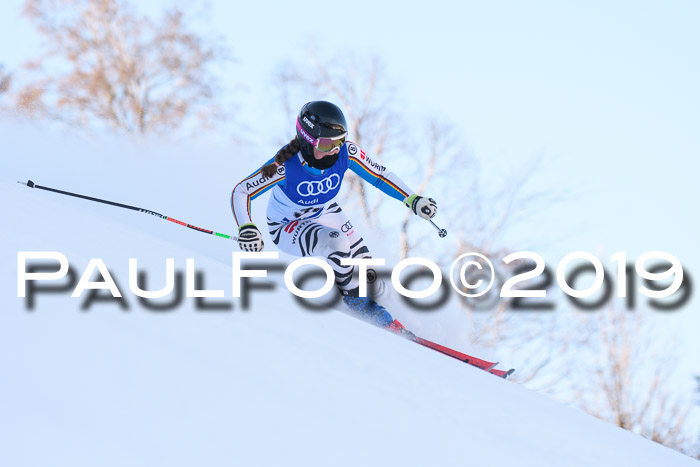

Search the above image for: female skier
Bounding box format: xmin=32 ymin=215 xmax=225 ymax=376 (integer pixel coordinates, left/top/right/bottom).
xmin=231 ymin=101 xmax=437 ymax=330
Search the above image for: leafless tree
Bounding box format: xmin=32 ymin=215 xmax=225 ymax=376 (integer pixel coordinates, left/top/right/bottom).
xmin=462 ymin=252 xmax=698 ymax=456
xmin=0 ymin=65 xmax=10 ymax=95
xmin=565 ymin=305 xmax=697 ymax=454
xmin=273 ymin=49 xmax=592 ymax=389
xmin=10 ymin=0 xmax=231 ymax=135
xmin=272 ymin=50 xmax=699 ymax=458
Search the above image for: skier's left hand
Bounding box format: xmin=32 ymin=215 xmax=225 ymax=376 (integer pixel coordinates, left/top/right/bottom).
xmin=238 ymin=223 xmax=265 ymax=252
xmin=404 ymin=194 xmax=437 ymax=220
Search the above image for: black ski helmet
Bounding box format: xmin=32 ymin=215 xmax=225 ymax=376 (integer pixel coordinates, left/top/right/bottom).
xmin=296 ymin=101 xmax=347 ymax=169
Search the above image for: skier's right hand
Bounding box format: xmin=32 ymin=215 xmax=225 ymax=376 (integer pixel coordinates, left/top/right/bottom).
xmin=404 ymin=194 xmax=437 ymax=220
xmin=238 ymin=223 xmax=264 ymax=252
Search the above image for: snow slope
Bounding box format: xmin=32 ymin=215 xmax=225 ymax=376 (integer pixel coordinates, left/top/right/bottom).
xmin=1 ymin=144 xmax=697 ymax=466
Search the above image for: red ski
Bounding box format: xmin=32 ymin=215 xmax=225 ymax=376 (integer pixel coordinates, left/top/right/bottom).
xmin=387 ymin=320 xmax=515 ymax=379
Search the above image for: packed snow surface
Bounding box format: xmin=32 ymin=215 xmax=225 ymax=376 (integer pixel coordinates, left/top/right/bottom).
xmin=1 ymin=137 xmax=696 ymax=466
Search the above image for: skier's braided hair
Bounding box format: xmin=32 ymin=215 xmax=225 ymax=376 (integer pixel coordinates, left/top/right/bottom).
xmin=261 ymin=137 xmax=300 ymax=178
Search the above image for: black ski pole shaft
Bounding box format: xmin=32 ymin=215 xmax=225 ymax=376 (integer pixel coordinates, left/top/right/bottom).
xmin=18 ymin=180 xmax=237 ymax=241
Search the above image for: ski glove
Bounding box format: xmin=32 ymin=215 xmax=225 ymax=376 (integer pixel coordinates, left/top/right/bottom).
xmin=238 ymin=223 xmax=264 ymax=252
xmin=404 ymin=194 xmax=437 ymax=220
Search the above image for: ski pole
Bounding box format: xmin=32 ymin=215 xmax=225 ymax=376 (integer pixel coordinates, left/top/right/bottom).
xmin=17 ymin=180 xmax=237 ymax=241
xmin=429 ymin=219 xmax=447 ymax=238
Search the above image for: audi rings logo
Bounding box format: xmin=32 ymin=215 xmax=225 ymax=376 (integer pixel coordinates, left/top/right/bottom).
xmin=297 ymin=174 xmax=341 ymax=197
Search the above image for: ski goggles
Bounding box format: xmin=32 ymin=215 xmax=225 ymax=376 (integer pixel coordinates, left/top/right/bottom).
xmin=296 ymin=118 xmax=347 ymax=152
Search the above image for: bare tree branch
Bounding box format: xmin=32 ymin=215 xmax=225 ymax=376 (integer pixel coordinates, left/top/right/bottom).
xmin=11 ymin=0 xmax=231 ymax=135
xmin=574 ymin=305 xmax=696 ymax=453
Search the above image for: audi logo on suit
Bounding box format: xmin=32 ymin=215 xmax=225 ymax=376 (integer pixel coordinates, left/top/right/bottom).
xmin=296 ymin=174 xmax=341 ymax=197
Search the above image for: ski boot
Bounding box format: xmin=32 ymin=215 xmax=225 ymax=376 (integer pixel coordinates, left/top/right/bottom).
xmin=341 ymin=289 xmax=394 ymax=327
